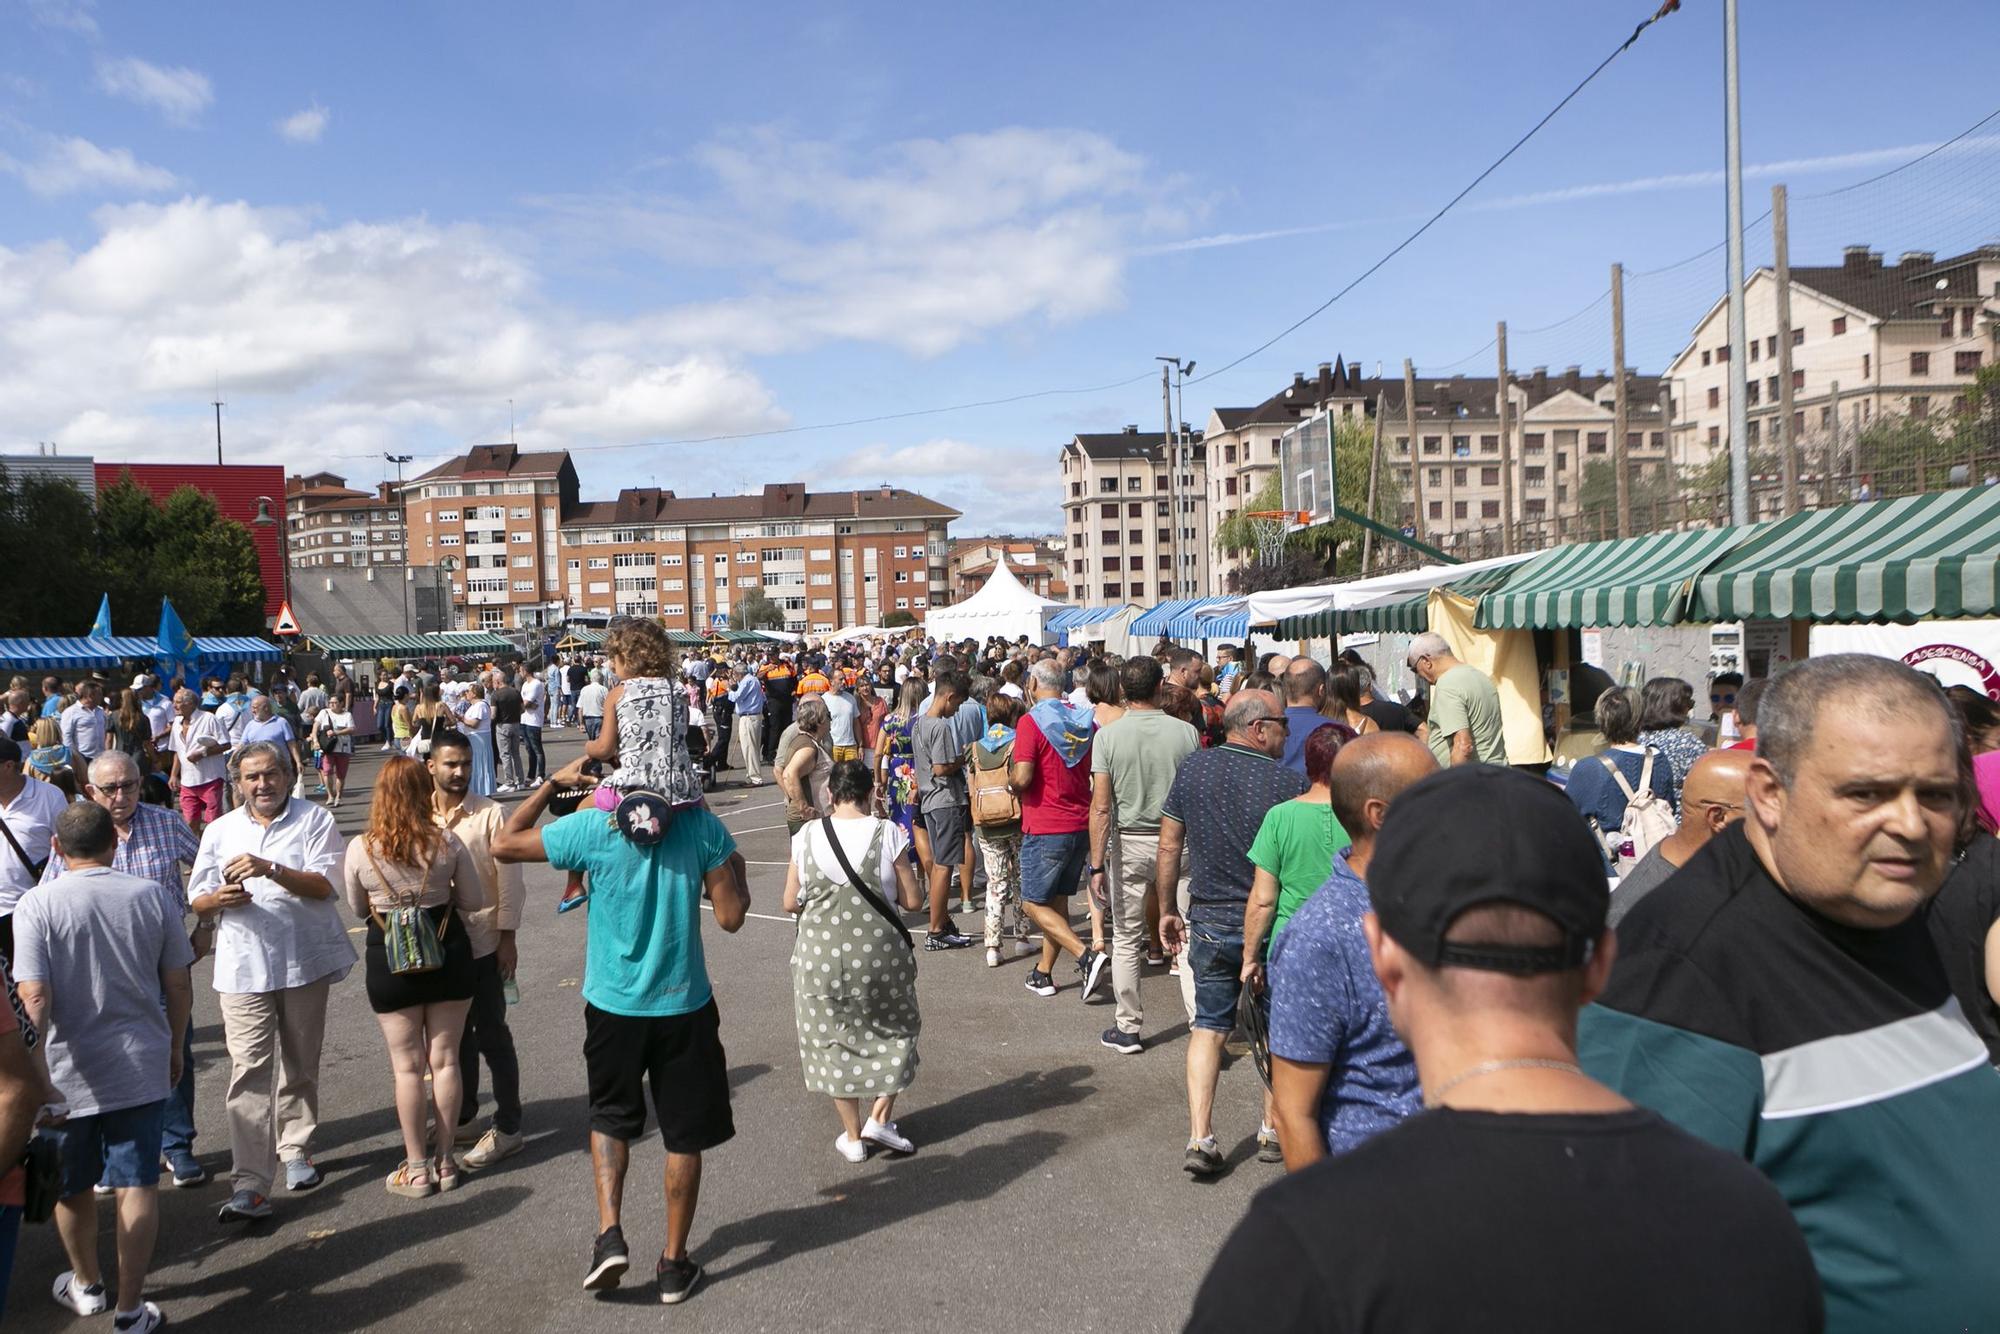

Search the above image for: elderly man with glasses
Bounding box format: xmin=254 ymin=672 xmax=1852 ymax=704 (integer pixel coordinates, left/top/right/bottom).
xmin=43 ymin=752 xmax=208 ymax=1187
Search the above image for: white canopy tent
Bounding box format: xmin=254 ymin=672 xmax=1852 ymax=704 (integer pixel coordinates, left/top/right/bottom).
xmin=1241 ymin=551 xmax=1540 ymax=625
xmin=922 ymin=555 xmax=1065 ymax=644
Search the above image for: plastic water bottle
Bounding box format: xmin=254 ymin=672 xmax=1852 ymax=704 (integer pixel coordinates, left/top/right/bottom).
xmin=503 ymin=978 xmax=521 ymax=1005
xmin=1717 ymin=712 xmax=1740 ymax=747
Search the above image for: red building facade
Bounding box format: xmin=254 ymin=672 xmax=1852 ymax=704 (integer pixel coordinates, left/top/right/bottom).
xmin=95 ymin=462 xmax=289 ymax=622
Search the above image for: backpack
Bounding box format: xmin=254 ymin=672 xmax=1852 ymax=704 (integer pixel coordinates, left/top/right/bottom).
xmin=967 ymin=740 xmax=1020 ymax=828
xmin=1598 ymin=748 xmax=1675 ymax=875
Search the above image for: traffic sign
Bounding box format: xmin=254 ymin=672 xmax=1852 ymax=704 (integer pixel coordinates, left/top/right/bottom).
xmin=711 ymin=612 xmax=730 ymax=631
xmin=273 ymin=600 xmax=301 ymax=637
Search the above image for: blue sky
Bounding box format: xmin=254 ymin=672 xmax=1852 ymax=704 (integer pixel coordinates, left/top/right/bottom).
xmin=4 ymin=0 xmax=1997 ymax=532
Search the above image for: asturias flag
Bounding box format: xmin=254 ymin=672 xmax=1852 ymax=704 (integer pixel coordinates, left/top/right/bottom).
xmin=88 ymin=594 xmax=113 ymax=640
xmin=157 ymin=597 xmax=200 ymax=686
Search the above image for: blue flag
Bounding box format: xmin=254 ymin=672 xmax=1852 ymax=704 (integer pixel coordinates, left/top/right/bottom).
xmin=157 ymin=597 xmax=200 ymax=687
xmin=88 ymin=594 xmax=113 ymax=639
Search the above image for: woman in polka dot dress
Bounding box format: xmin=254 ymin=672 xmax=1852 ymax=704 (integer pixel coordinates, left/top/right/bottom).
xmin=782 ymin=758 xmax=926 ymax=1163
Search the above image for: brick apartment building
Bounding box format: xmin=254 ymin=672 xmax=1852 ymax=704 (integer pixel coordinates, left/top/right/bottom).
xmin=947 ymin=537 xmax=1068 ymax=601
xmin=285 ymin=471 xmax=409 ymax=569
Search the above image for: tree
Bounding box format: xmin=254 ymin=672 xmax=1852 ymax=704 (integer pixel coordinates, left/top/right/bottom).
xmin=1577 ymin=458 xmax=1676 ymax=540
xmin=0 ymin=464 xmax=99 ymax=636
xmin=1214 ymin=416 xmax=1381 ymax=583
xmin=732 ymin=587 xmax=786 ymax=630
xmin=882 ymin=609 xmax=918 ymax=628
xmin=91 ymin=474 xmax=268 ymax=634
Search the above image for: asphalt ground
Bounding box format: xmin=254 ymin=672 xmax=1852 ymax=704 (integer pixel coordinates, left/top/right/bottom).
xmin=9 ymin=728 xmax=1279 ymax=1332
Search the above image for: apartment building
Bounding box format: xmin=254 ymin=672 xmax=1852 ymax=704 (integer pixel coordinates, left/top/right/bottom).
xmin=1059 ymin=427 xmax=1209 ymax=603
xmin=402 ymin=445 xmax=580 ymax=631
xmin=559 ymin=483 xmax=957 ymax=635
xmin=947 ymin=537 xmax=1068 ymax=601
xmin=1669 ymin=244 xmax=1999 ymax=486
xmin=285 ymin=472 xmax=408 ymax=570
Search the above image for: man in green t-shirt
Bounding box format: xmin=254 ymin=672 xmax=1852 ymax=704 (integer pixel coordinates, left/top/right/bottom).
xmin=1406 ymin=633 xmax=1506 ymax=767
xmin=1088 ymin=656 xmax=1199 ymax=1055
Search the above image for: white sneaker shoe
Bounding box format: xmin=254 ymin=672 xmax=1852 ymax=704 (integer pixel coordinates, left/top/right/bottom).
xmin=52 ymin=1271 xmax=110 ymax=1315
xmin=861 ymin=1118 xmax=914 ymax=1155
xmin=834 ymin=1132 xmax=869 ymax=1163
xmin=985 ymin=947 xmax=1001 ymax=968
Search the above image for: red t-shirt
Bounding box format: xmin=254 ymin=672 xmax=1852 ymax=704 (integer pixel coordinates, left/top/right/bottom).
xmin=1726 ymin=739 xmax=1756 ymax=752
xmin=1013 ymin=714 xmax=1093 ymax=836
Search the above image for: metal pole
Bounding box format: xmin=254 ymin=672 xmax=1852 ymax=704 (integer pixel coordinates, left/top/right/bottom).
xmin=1173 ymin=367 xmax=1195 ymax=596
xmin=1496 ymin=321 xmax=1514 ymax=555
xmin=213 ymin=400 xmax=225 ymax=466
xmin=1362 ymin=397 xmax=1384 ymax=572
xmin=1772 ymin=184 xmax=1799 ymax=516
xmin=1403 ymin=359 xmax=1425 ymax=545
xmin=1826 ymin=378 xmax=1843 ymax=504
xmin=1160 ymin=363 xmax=1179 ymax=596
xmin=1611 ymin=264 xmax=1631 ymax=538
xmin=1724 ymin=0 xmax=1750 ymax=525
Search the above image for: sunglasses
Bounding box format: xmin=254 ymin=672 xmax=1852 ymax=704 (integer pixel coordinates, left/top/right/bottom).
xmin=1710 ymin=692 xmax=1737 ymax=705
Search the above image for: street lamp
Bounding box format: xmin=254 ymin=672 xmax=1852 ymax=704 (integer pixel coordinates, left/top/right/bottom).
xmin=1156 ymin=356 xmax=1197 ymax=596
xmin=439 ymin=555 xmax=460 ymax=633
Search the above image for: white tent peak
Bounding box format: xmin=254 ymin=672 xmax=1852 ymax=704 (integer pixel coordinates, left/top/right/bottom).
xmin=923 ymin=552 xmax=1063 ymax=642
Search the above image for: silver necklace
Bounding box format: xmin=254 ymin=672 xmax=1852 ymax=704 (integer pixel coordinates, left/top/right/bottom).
xmin=1430 ymin=1057 xmax=1584 ymax=1104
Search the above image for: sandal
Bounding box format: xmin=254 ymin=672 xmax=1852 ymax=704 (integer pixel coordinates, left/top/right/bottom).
xmin=386 ymin=1159 xmax=436 ymax=1199
xmin=435 ymin=1156 xmax=463 ymax=1194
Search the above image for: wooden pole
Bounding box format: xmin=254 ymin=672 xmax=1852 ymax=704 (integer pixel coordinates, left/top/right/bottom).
xmin=1497 ymin=321 xmax=1515 ymax=554
xmin=1404 ymin=359 xmax=1426 ymax=544
xmin=1362 ymin=398 xmax=1384 ymax=572
xmin=1825 ymin=378 xmax=1842 ymax=505
xmin=1772 ymin=184 xmax=1799 ymax=516
xmin=1611 ymin=263 xmax=1631 ymax=538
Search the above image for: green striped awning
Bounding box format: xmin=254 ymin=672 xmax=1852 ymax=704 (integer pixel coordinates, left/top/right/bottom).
xmin=1276 ymin=564 xmax=1519 ymax=638
xmin=1688 ymin=489 xmax=2000 ymax=624
xmin=304 ymin=632 xmax=517 ymax=656
xmin=1477 ymin=526 xmax=1740 ymax=630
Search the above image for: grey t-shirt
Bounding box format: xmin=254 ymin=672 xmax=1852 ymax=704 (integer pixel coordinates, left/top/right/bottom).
xmin=911 ymin=713 xmax=968 ymax=813
xmin=11 ymin=866 xmax=194 ymax=1118
xmin=1608 ymin=842 xmax=1680 ymax=927
xmin=1092 ymin=708 xmax=1200 ymax=831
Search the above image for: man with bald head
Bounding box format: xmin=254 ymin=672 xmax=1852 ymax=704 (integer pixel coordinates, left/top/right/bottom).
xmin=43 ymin=751 xmax=208 ymax=1187
xmin=1607 ymin=748 xmax=1750 ymax=927
xmin=1265 ymin=733 xmax=1437 ymax=1170
xmin=1582 ymin=655 xmax=2000 ymax=1330
xmin=1156 ymin=687 xmax=1305 ymax=1176
xmin=1277 ymin=659 xmax=1329 ymax=776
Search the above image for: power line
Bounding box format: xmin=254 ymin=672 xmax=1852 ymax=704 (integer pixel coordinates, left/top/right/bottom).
xmin=1189 ymin=0 xmax=1683 ymax=385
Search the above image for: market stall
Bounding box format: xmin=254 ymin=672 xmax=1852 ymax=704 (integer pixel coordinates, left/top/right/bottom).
xmin=923 ymin=558 xmax=1064 ymax=644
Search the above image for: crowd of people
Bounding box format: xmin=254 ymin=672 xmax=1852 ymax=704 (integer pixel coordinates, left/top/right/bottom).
xmin=2 ymin=617 xmax=1999 ymax=1329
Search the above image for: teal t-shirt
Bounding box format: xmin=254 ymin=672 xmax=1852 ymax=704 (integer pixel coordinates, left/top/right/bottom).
xmin=541 ymin=804 xmax=736 ymax=1017
xmin=1247 ymin=797 xmax=1352 ymax=952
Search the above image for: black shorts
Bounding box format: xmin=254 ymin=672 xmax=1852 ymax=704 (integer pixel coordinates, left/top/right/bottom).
xmin=364 ymin=907 xmax=476 ymax=1014
xmin=583 ymin=998 xmax=736 ymax=1153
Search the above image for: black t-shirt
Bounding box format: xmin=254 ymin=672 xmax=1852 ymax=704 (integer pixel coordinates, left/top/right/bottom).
xmin=490 ymin=686 xmax=523 ymax=726
xmin=1359 ymin=696 xmax=1417 ymax=734
xmin=566 ymin=663 xmax=586 ymax=692
xmin=1927 ymin=833 xmax=2000 ymax=1062
xmin=1186 ymin=1107 xmax=1822 ymax=1334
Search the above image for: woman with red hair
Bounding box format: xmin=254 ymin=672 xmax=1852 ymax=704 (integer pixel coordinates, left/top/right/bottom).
xmin=342 ymin=756 xmax=488 ymax=1199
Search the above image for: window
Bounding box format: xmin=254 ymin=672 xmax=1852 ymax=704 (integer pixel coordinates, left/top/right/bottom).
xmin=1832 ymin=316 xmax=1847 ymax=336
xmin=1155 ymin=476 xmax=1169 ymax=492
xmin=1127 ymin=476 xmax=1144 ymax=492
xmin=893 ymin=571 xmax=908 ymax=584
xmin=1156 ymin=501 xmax=1169 ymax=517
xmin=1746 ymin=380 xmax=1761 ymax=406
xmin=509 ymin=507 xmax=530 ymax=519
xmin=1480 ymin=434 xmax=1498 ymax=453
xmin=1701 ymin=350 xmax=1712 ymax=367
xmin=760 ymin=547 xmax=805 ymax=563
xmin=810 ymin=572 xmax=832 ymax=586
xmin=1129 ymin=555 xmax=1144 ymax=570
xmin=1427 ymin=501 xmax=1443 ymax=520
xmin=512 ymin=580 xmax=535 ymax=593
xmin=1070 ymin=482 xmax=1081 ymax=497
xmin=1766 ymin=376 xmax=1779 ymax=400
xmin=1481 ymin=466 xmax=1499 ymax=486
xmin=662 ymin=578 xmax=684 ymax=591
xmin=1103 ymin=557 xmax=1121 ymax=572
xmin=1792 ymin=370 xmax=1805 ymax=391
xmin=1956 ymin=351 xmax=1984 ymax=375
xmin=1481 ymin=500 xmax=1500 ymax=519
xmin=1911 ymin=396 xmax=1931 ymax=419
xmin=512 ymin=554 xmax=531 ymax=568
xmin=1716 ymin=344 xmax=1730 ymax=362
xmin=614 ymin=575 xmax=656 ymax=593
xmin=1707 ymin=387 xmax=1720 ymax=409
xmin=910 ymin=545 xmax=925 ymax=560
xmin=1911 ymin=351 xmax=1930 ymax=376
xmin=1422 ymin=436 xmax=1442 ymax=455
xmin=1427 ymin=468 xmax=1443 ymax=487
xmin=1453 ymin=501 xmax=1467 ymax=520
xmin=1100 ymin=503 xmax=1118 ymax=519
xmin=438 ymin=510 xmax=461 ymax=523
xmin=1523 ymin=465 xmax=1546 ymax=487
xmin=1862 ymin=352 xmax=1872 ymax=379
xmin=1748 ymin=339 xmax=1759 ymax=363
xmin=1100 ymin=585 xmax=1120 ymax=601
xmin=1128 ymin=530 xmax=1142 ymax=546
xmin=1127 ymin=502 xmax=1142 ymax=517
xmin=1101 ymin=529 xmax=1119 ymax=546
xmin=892 ymin=546 xmax=907 ymax=559
xmin=1224 ymin=477 xmax=1237 ymax=496
xmin=1394 ymin=435 xmax=1409 ymax=455
xmin=566 ymin=559 xmax=581 ymax=571
xmin=1100 ymin=478 xmax=1118 ymax=494
xmin=662 ymin=604 xmax=685 ymax=617
xmin=1746 ymin=419 xmax=1761 ymax=444
xmin=438 ymin=534 xmax=461 ymax=547
xmin=1157 ymin=528 xmax=1171 ymax=543
xmin=737 ymin=575 xmax=758 ymax=588
xmin=1522 ymin=433 xmax=1545 ymax=456
xmin=1586 ymin=433 xmax=1606 ymax=454
xmin=1452 ymin=436 xmax=1471 ymax=458
xmin=1708 ymin=426 xmax=1721 ymax=447
xmin=1158 ymin=581 xmax=1172 ymax=596
xmin=1766 ymin=335 xmax=1778 ymax=357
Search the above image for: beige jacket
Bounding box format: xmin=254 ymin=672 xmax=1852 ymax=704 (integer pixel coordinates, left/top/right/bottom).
xmin=432 ymin=793 xmax=525 ymax=959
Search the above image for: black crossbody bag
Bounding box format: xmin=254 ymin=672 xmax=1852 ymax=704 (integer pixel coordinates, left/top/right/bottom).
xmin=818 ymin=817 xmax=914 ymax=953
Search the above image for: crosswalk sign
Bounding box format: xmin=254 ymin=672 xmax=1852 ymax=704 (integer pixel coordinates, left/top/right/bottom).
xmin=273 ymin=600 xmax=301 ymax=637
xmin=711 ymin=612 xmax=730 ymax=631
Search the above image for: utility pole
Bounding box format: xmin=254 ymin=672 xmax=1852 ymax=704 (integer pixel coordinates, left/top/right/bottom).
xmin=386 ymin=453 xmax=414 ymax=634
xmin=212 ymin=397 xmax=225 ymax=466
xmin=1611 ymin=263 xmax=1631 ymax=538
xmin=1826 ymin=378 xmax=1842 ymax=505
xmin=1362 ymin=398 xmax=1384 ymax=572
xmin=1723 ymin=0 xmax=1750 ymax=525
xmin=1772 ymin=184 xmax=1799 ymax=517
xmin=1403 ymin=359 xmax=1425 ymax=545
xmin=1496 ymin=321 xmax=1514 ymax=554
xmin=1159 ymin=361 xmax=1179 ymax=598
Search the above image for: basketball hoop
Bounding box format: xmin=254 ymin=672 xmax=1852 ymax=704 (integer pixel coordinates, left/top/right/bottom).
xmin=1244 ymin=509 xmax=1309 ymax=567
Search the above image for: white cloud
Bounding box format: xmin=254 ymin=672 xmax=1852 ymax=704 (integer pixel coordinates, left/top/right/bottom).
xmin=531 ymin=126 xmax=1190 ymax=358
xmin=0 ymin=134 xmax=179 ymax=196
xmin=276 ymin=102 xmax=328 ymax=144
xmin=26 ymin=0 xmax=97 ymax=37
xmin=0 ymin=197 xmax=788 ymax=478
xmin=823 ymin=439 xmax=1059 ymax=534
xmin=94 ymin=57 xmax=213 ymax=126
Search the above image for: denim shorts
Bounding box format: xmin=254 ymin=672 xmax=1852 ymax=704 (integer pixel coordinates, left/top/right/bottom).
xmin=55 ymin=1099 xmax=166 ymax=1198
xmin=1188 ymin=921 xmax=1248 ymax=1033
xmin=1019 ymin=829 xmax=1090 ymax=906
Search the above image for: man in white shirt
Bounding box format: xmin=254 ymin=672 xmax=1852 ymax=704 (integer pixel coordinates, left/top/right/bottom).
xmin=186 ymin=740 xmax=354 ymax=1223
xmin=578 ymin=670 xmax=610 ymax=743
xmin=823 ymin=684 xmax=861 ymax=764
xmin=60 ymin=680 xmax=110 ymax=766
xmin=520 ymin=670 xmax=548 ymax=784
xmin=0 ymin=735 xmax=70 ymax=958
xmin=134 ymin=675 xmax=174 ymax=743
xmin=166 ymin=688 xmax=231 ymax=836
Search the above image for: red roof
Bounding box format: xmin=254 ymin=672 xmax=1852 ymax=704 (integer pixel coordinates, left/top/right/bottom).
xmin=95 ymin=463 xmax=289 ymax=621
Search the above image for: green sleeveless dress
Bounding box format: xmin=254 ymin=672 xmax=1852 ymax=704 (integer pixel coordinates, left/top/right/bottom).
xmin=792 ymin=818 xmax=921 ymax=1098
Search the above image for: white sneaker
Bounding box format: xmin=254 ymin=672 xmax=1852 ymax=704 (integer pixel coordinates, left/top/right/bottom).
xmin=112 ymin=1301 xmax=166 ymax=1333
xmin=861 ymin=1118 xmax=915 ymax=1155
xmin=52 ymin=1271 xmax=110 ymax=1315
xmin=834 ymin=1132 xmax=869 ymax=1163
xmin=495 ymin=783 xmax=515 ymax=794
xmin=985 ymin=947 xmax=1001 ymax=968
xmin=746 ymin=776 xmax=763 ymax=786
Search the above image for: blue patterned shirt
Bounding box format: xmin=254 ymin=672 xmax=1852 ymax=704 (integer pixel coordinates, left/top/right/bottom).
xmin=1266 ymin=848 xmax=1421 ymax=1155
xmin=43 ymin=801 xmax=202 ymax=909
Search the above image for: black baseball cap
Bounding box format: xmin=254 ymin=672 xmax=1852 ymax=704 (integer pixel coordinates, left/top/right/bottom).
xmin=1367 ymin=765 xmax=1609 ymax=975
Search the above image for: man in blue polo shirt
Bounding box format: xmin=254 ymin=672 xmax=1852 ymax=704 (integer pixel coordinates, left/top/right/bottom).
xmin=493 ymin=756 xmax=750 ymax=1307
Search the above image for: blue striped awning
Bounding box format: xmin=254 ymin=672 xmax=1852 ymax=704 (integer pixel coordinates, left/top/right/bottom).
xmin=1165 ymin=604 xmax=1250 ymax=639
xmin=0 ymin=637 xmax=127 ymax=670
xmin=1130 ymin=597 xmax=1217 ymax=637
xmin=196 ymin=636 xmax=283 ymax=663
xmin=1048 ymin=605 xmax=1131 ymax=631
